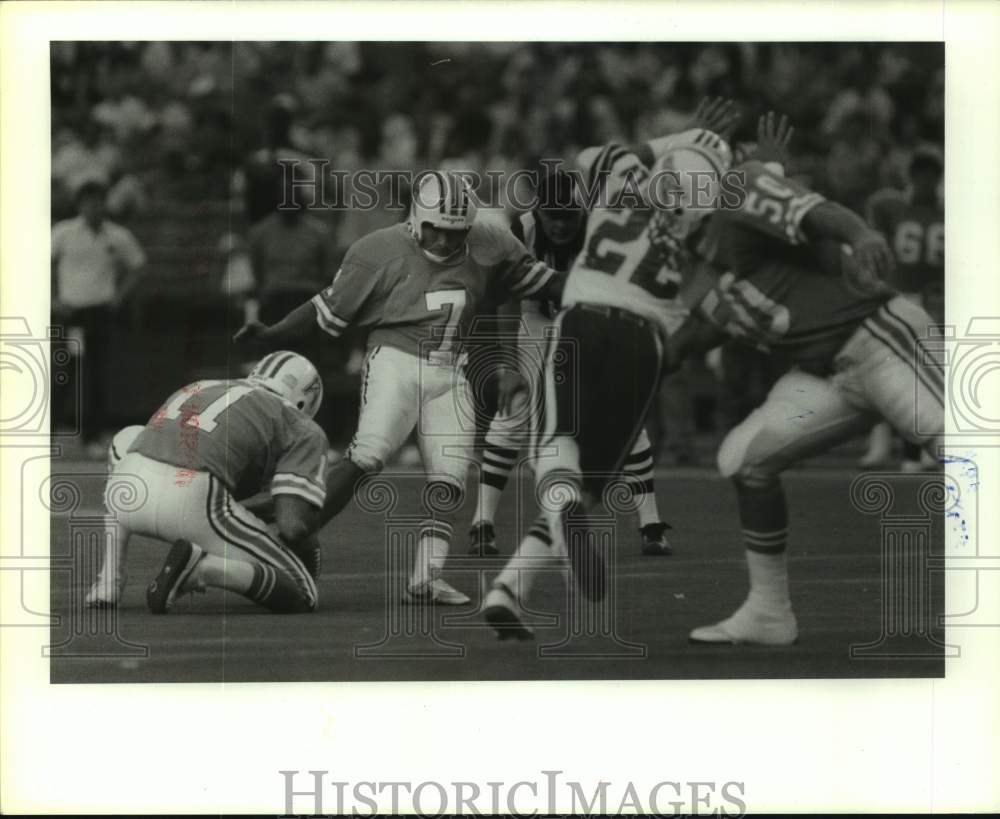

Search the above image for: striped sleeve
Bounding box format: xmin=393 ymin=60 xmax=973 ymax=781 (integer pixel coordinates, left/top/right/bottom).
xmin=730 ymin=161 xmax=826 ymax=246
xmin=311 ymin=243 xmax=380 ymax=338
xmin=272 ymin=420 xmax=329 ymax=508
xmin=577 ymin=144 xmax=630 ymax=191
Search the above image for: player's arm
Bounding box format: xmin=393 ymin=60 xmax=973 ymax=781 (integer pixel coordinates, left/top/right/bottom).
xmin=271 ymin=421 xmax=330 ymax=544
xmin=234 ymin=243 xmax=379 ymax=350
xmin=801 ymin=200 xmax=895 ymax=284
xmin=273 ymin=494 xmax=319 ymax=546
xmin=634 ymin=96 xmax=741 ymax=165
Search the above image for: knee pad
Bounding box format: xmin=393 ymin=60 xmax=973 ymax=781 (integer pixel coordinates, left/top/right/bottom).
xmin=717 ymin=424 xmax=780 ymax=487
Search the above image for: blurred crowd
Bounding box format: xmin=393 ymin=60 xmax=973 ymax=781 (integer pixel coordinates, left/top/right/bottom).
xmin=52 ymin=42 xmax=943 ymax=227
xmin=50 ymin=41 xmax=944 ymax=458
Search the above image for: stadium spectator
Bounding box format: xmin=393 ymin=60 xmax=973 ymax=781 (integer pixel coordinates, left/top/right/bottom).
xmin=51 ymin=180 xmax=146 ymax=457
xmin=248 ymin=204 xmax=334 ymax=324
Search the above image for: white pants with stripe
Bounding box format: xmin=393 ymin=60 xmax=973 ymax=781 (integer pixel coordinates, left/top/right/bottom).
xmin=110 ymin=452 xmax=317 ymax=607
xmin=718 ymin=295 xmax=945 ymax=482
xmin=346 ymin=344 xmax=476 ymax=488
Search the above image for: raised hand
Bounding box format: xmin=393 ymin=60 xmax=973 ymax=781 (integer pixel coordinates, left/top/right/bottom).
xmin=849 ymin=228 xmax=896 ymax=292
xmin=752 ymin=111 xmax=795 ymax=167
xmin=233 ymin=320 xmax=270 ymax=347
xmin=685 ymin=96 xmax=741 ymax=137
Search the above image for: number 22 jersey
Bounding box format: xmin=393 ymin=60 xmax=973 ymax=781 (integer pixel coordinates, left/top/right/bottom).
xmin=563 ymin=133 xmax=712 ymax=338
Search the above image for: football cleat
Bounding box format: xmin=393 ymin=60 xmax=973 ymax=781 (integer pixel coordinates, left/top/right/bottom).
xmin=640 ymin=522 xmax=673 ymax=556
xmin=483 ymin=583 xmax=535 ymax=641
xmin=689 ymin=600 xmax=798 ymax=646
xmin=85 ymin=575 xmax=126 ymax=608
xmin=146 ymin=540 xmax=206 ymax=614
xmin=248 ymin=351 xmax=324 ymax=419
xmin=402 ymin=576 xmax=470 ymax=606
xmin=468 ymin=521 xmax=499 ymax=556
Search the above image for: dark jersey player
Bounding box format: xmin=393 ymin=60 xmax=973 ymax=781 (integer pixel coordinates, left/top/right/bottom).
xmin=859 ymin=145 xmax=944 ymax=470
xmin=468 ymin=169 xmax=673 ymax=560
xmin=679 ymin=115 xmax=944 ymax=646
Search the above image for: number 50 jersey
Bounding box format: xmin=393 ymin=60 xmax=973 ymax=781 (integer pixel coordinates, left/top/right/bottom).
xmin=132 ymin=380 xmax=330 ymax=506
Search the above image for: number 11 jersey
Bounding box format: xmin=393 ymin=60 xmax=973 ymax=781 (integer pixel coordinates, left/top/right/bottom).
xmin=132 ymin=380 xmax=330 ymax=506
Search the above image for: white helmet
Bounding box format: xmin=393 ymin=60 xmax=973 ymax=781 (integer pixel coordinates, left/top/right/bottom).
xmin=248 ymin=351 xmax=323 ymax=418
xmin=409 ymin=170 xmax=477 ymax=261
xmin=647 ymin=129 xmax=732 ymax=239
xmin=107 ymin=424 xmax=144 ymax=473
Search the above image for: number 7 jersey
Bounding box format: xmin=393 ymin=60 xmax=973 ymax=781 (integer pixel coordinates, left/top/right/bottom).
xmin=311 ymin=221 xmax=557 ymax=363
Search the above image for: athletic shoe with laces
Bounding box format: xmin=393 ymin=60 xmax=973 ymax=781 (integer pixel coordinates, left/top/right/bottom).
xmin=483 ymin=582 xmax=535 ymax=641
xmin=468 ymin=521 xmax=499 ymax=556
xmin=401 ymin=574 xmax=470 ymax=606
xmin=146 ymin=540 xmax=206 ymax=614
xmin=689 ymin=599 xmax=798 ymax=646
xmin=640 ymin=521 xmax=673 ymax=556
xmin=85 ymin=574 xmax=126 ymax=608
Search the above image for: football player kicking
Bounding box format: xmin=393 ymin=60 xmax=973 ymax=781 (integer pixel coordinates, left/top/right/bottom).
xmin=678 ymin=114 xmax=944 ymax=645
xmin=468 ymin=167 xmax=673 ymax=558
xmin=235 ymin=172 xmax=565 ymax=605
xmin=482 ymin=117 xmax=739 ymax=638
xmin=88 ymin=352 xmax=326 ymax=614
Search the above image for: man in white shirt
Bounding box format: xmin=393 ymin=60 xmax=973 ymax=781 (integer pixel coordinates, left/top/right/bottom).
xmin=51 ymin=180 xmax=146 ymax=457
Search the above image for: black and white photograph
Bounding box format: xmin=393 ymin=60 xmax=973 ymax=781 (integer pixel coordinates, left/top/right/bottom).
xmin=45 ymin=37 xmax=950 ymax=683
xmin=2 ymin=1 xmax=998 ymax=815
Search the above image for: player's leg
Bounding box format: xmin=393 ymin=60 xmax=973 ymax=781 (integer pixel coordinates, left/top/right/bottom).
xmin=85 ymin=518 xmax=131 ymax=608
xmin=622 ymin=427 xmax=673 ymax=556
xmin=318 ymin=346 xmax=420 ymax=526
xmin=468 ymin=312 xmax=548 ymax=554
xmin=86 ymin=425 xmax=145 ymax=607
xmin=167 ymin=473 xmax=319 ymax=613
xmin=469 ymin=411 xmax=526 ymax=555
xmin=689 ymin=370 xmax=875 ymax=645
xmin=848 ymin=296 xmax=945 ymax=463
xmin=115 ymin=454 xmax=317 ymax=613
xmin=858 ymin=421 xmax=893 ymax=469
xmin=406 ymin=366 xmax=478 ymax=604
xmin=487 ymin=309 xmax=662 ymax=634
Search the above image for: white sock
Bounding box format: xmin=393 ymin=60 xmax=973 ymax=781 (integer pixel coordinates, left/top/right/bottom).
xmin=410 ymin=521 xmax=453 ymax=586
xmin=632 ymin=490 xmax=661 ymax=529
xmin=745 ymin=549 xmax=791 ymax=611
xmin=493 ymin=533 xmax=555 ymax=602
xmin=98 ymin=520 xmax=129 ymax=583
xmin=473 ymin=483 xmax=504 ymax=527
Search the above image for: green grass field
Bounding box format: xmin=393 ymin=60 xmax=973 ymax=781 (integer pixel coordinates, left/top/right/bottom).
xmin=49 ymin=464 xmax=946 ymax=683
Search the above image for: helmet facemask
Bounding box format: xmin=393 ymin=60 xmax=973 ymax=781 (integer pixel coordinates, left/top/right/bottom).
xmin=409 ymin=171 xmax=477 ymax=264
xmin=646 ymin=135 xmax=731 ymax=241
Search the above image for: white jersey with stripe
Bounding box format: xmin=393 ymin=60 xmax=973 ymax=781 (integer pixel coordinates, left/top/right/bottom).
xmin=565 ymin=135 xmax=704 ymax=338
